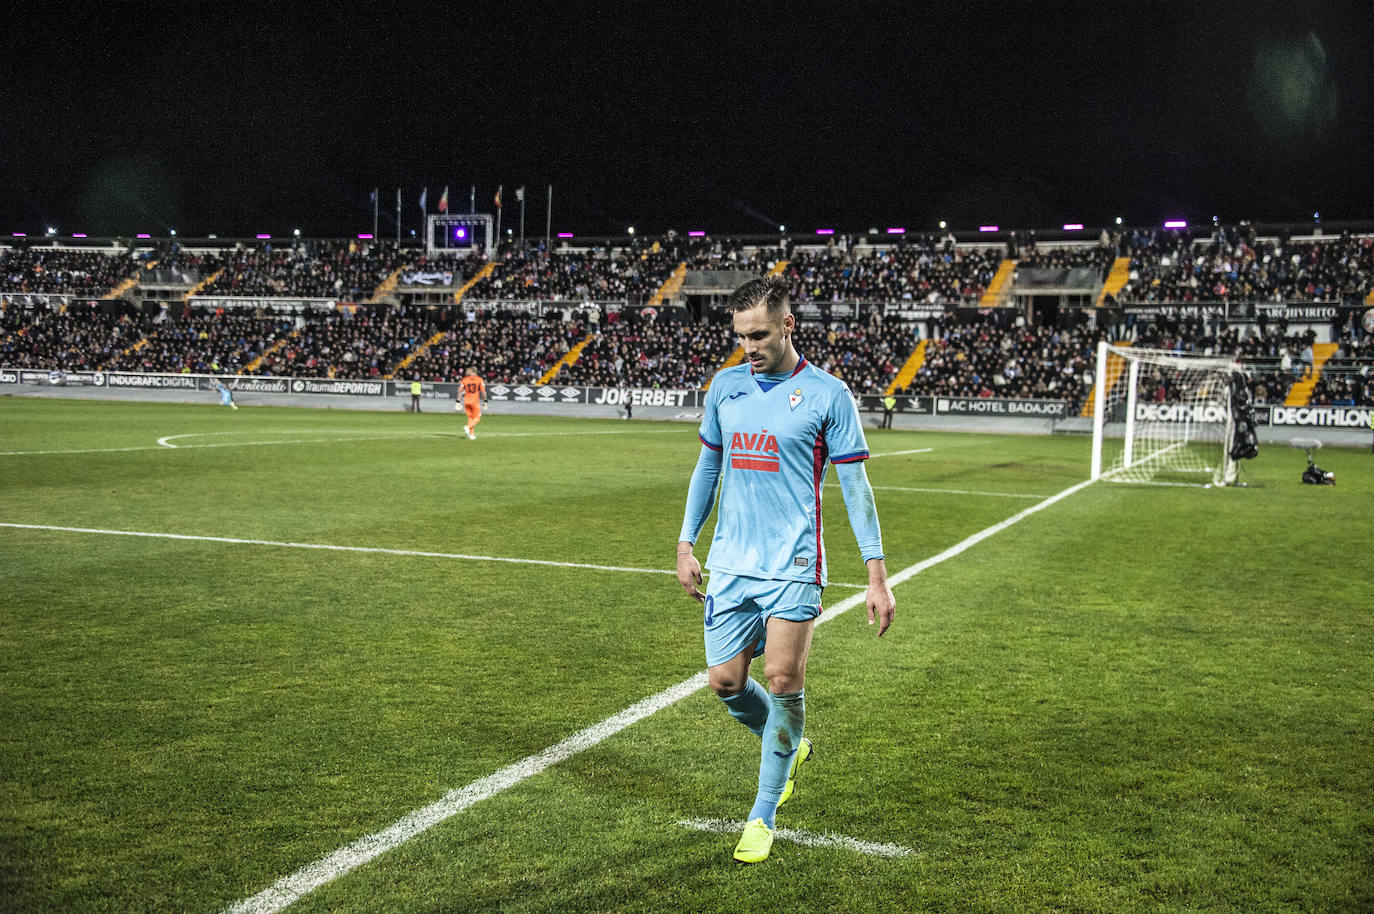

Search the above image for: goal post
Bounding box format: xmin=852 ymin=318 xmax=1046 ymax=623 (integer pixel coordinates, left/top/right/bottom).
xmin=1090 ymin=341 xmax=1245 ymax=487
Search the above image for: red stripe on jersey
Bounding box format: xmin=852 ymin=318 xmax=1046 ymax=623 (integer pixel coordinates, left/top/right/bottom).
xmin=810 ymin=427 xmax=828 ymax=584
xmin=730 ymin=456 xmax=780 ymax=472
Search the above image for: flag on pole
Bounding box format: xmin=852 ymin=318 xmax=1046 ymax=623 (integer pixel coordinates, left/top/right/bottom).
xmin=369 ymin=189 xmax=377 ymax=204
xmin=494 ymin=187 xmax=503 ymax=208
xmin=438 ymin=186 xmax=449 ymax=213
xmin=419 ymin=187 xmax=427 ymax=214
xmin=516 ymin=186 xmax=525 ymax=202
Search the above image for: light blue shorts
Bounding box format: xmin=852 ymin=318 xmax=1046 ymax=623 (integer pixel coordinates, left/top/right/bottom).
xmin=703 ymin=572 xmax=822 ymax=668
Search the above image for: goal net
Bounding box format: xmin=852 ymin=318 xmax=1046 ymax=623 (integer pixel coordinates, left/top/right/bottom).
xmin=1090 ymin=342 xmax=1244 ymax=487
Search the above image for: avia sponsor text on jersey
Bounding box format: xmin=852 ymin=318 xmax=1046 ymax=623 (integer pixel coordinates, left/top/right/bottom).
xmin=730 ymin=429 xmax=781 ymax=472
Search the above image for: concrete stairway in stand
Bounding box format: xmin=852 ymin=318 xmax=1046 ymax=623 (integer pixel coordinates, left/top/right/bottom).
xmin=978 ymin=259 xmax=1017 ymax=307
xmin=1283 ymin=342 xmax=1340 ymax=405
xmin=1096 ymin=257 xmax=1131 ymax=306
xmin=885 ymin=338 xmax=930 ymax=395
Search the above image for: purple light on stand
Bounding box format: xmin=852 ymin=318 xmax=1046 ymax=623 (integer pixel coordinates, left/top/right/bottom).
xmin=12 ymin=232 xmax=26 ymax=237
xmin=557 ymin=232 xmax=574 ymax=238
xmin=356 ymin=233 xmax=374 ymax=240
xmin=136 ymin=233 xmax=151 ymax=239
xmin=1062 ymin=223 xmax=1084 ymax=231
xmin=688 ymin=231 xmax=706 ymax=237
xmin=1163 ymin=220 xmax=1188 ymax=229
xmin=256 ymin=233 xmax=272 ymax=240
xmin=72 ymin=233 xmax=87 ymax=238
xmin=978 ymin=225 xmax=999 ymax=233
xmin=886 ymin=227 xmax=905 ymax=234
xmin=815 ymin=228 xmax=834 ymax=235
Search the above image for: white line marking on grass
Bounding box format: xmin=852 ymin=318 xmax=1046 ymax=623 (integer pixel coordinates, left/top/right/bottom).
xmin=0 ymin=523 xmax=682 ymax=577
xmin=676 ymin=818 xmax=915 ymax=858
xmin=220 ymin=476 xmax=1095 ymax=914
xmin=825 ymin=482 xmax=1045 ymax=499
xmin=0 ymin=427 xmax=686 ymax=457
xmin=0 ymin=522 xmax=873 ymax=591
xmin=219 ymin=672 xmax=711 ymax=914
xmin=870 ymin=447 xmax=933 ymax=457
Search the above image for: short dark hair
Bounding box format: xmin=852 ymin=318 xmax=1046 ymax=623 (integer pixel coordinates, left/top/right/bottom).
xmin=727 ymin=275 xmax=790 ymax=319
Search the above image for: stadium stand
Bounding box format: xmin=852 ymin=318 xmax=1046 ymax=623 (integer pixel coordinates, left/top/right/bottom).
xmin=200 ymin=240 xmax=406 ymax=300
xmin=4 ymin=227 xmax=1373 ymax=406
xmin=0 ymin=247 xmax=138 ymax=296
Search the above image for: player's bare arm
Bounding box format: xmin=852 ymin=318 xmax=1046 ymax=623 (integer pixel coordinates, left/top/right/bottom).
xmin=865 ymin=557 xmax=895 ymax=636
xmin=677 ymin=541 xmax=705 ymax=602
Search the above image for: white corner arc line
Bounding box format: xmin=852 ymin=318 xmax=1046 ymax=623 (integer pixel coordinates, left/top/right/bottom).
xmin=219 ymin=476 xmax=1095 ymax=914
xmin=676 ymin=818 xmax=914 ymax=858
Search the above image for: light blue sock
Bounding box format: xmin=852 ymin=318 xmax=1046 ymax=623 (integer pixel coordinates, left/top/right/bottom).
xmin=748 ymin=689 xmax=805 ymax=828
xmin=719 ymin=677 xmax=769 ymax=738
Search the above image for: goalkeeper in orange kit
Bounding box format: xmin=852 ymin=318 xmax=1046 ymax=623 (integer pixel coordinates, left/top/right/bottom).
xmin=458 ymin=366 xmax=488 ymax=440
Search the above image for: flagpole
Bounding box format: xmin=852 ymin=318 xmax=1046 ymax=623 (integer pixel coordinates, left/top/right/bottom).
xmin=495 ymin=185 xmax=503 ymax=245
xmin=519 ymin=188 xmax=525 ymax=248
xmin=470 ymin=185 xmax=475 ymax=214
xmin=545 ymin=184 xmax=552 ymax=246
xmin=373 ymin=188 xmax=378 ymax=239
xmin=395 ymin=188 xmax=401 ymax=244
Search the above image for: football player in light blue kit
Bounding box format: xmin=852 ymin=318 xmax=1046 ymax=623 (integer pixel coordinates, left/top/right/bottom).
xmin=215 ymin=379 xmax=238 ymax=410
xmin=677 ymin=276 xmax=895 ymax=863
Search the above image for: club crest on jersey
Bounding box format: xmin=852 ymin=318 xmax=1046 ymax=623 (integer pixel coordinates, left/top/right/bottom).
xmin=730 ymin=429 xmax=781 ymax=472
xmin=788 ymin=387 xmax=804 ymax=410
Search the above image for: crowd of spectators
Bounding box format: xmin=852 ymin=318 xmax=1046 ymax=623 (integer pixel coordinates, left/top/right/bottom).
xmin=104 ymin=307 xmax=297 ymax=375
xmin=5 ymin=229 xmax=1373 ymax=408
xmin=462 ymin=241 xmax=692 ymax=303
xmin=1015 ymin=242 xmax=1115 ymax=274
xmin=0 ymin=248 xmax=138 ymax=296
xmin=254 ymin=305 xmax=428 ymax=378
xmin=202 ymin=240 xmax=407 ymax=300
xmin=792 ymin=317 xmax=915 ymax=395
xmin=553 ymin=315 xmax=738 ymax=389
xmin=909 ymin=315 xmax=1100 ymax=412
xmin=406 ymin=312 xmax=591 ymax=384
xmin=1116 ymin=230 xmax=1374 ymax=304
xmin=0 ymin=301 xmax=138 ymax=369
xmin=780 ymin=241 xmax=1003 ymax=305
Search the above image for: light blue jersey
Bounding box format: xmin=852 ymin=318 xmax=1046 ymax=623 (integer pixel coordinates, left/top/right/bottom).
xmin=685 ymin=356 xmax=872 ymax=586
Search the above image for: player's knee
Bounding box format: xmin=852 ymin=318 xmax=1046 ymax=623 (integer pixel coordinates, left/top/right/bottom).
xmin=708 ymin=668 xmax=746 ymax=697
xmin=763 ymin=664 xmax=803 ymax=694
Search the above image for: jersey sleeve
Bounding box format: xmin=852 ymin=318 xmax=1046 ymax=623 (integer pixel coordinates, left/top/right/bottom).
xmin=697 ymin=379 xmax=723 ymax=451
xmin=825 ymin=383 xmax=870 ymax=464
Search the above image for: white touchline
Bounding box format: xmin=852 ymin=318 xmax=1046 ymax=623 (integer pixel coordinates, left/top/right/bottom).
xmin=219 ymin=475 xmax=1097 ymax=914
xmin=677 ymin=818 xmax=914 ymax=859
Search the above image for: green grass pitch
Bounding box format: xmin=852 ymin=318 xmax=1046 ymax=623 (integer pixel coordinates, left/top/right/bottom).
xmin=1 ymin=397 xmax=1371 ymax=913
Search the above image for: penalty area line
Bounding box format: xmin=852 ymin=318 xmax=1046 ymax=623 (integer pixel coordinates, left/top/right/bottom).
xmin=220 ymin=475 xmax=1095 ymax=914
xmin=677 ymin=818 xmax=915 ymax=859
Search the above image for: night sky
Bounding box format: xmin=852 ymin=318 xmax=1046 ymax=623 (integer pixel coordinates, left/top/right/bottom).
xmin=2 ymin=2 xmax=1371 ymax=239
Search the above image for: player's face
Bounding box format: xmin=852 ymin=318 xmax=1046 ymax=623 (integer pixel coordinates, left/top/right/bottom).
xmin=734 ymin=304 xmax=795 ymax=374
